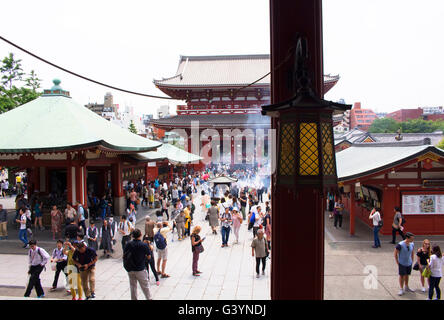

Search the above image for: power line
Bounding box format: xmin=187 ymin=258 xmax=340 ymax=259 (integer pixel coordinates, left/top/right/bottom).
xmin=0 ymin=35 xmax=291 ymax=100
xmin=0 ymin=35 xmax=175 ymax=100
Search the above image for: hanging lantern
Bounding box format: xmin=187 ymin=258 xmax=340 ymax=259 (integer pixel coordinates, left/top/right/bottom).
xmin=261 ymin=36 xmax=351 ymax=192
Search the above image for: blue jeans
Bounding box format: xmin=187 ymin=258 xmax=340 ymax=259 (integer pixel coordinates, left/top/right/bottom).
xmin=373 ymin=226 xmax=380 ymax=247
xmin=101 ymin=208 xmax=107 ymax=220
xmin=19 ymin=229 xmax=28 ymax=245
xmin=221 ymin=226 xmax=231 ymax=245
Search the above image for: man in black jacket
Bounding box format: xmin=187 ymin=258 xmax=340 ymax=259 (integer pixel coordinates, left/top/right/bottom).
xmin=65 ymin=219 xmax=80 ymax=242
xmin=123 ymin=228 xmax=152 ymax=300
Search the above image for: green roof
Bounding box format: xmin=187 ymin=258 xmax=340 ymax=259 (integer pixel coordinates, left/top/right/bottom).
xmin=336 ymin=144 xmax=444 ymax=181
xmin=134 ymin=143 xmax=202 ymax=164
xmin=0 ymin=94 xmax=161 ymax=153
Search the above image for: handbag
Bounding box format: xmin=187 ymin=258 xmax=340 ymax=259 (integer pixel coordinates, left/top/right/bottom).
xmin=422 ymin=267 xmax=432 ymax=278
xmin=197 ymin=244 xmax=204 ymax=253
xmin=378 ymin=219 xmax=383 ymax=228
xmin=413 ymin=262 xmax=419 ymax=271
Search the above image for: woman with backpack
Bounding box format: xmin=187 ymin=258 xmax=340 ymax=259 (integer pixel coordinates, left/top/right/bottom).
xmin=391 ymin=207 xmax=405 ymax=244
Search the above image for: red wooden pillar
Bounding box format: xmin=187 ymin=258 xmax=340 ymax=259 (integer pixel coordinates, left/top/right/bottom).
xmin=111 ymin=162 xmax=125 ymax=216
xmin=67 ymin=165 xmax=75 ymax=205
xmin=350 ymin=185 xmax=356 ymax=236
xmin=75 ymin=165 xmax=87 ymax=207
xmin=270 ymin=0 xmax=324 ymax=300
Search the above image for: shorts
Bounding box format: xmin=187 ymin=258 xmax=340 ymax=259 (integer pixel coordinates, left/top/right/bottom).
xmin=157 ymin=247 xmax=168 ymax=260
xmin=35 ymin=211 xmax=43 ymax=218
xmin=398 ymin=264 xmax=412 ymax=276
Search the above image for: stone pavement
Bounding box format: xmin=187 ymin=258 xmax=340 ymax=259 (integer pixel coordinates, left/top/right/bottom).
xmin=324 ymin=209 xmax=444 ymax=300
xmin=2 ymin=192 xmax=444 ymax=300
xmin=0 ymin=191 xmax=271 ymax=300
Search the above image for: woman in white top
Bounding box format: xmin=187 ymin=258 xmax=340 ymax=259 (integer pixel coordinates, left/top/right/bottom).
xmin=427 ymin=245 xmax=444 ymax=300
xmin=369 ymin=208 xmax=381 ymax=249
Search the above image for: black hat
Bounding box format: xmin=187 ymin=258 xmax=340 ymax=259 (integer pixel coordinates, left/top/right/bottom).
xmin=405 ymin=232 xmax=415 ymax=238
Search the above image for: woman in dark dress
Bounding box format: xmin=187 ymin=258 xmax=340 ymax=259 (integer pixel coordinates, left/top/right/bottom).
xmin=99 ymin=219 xmax=113 ymax=258
xmin=417 ymin=239 xmax=431 ymax=292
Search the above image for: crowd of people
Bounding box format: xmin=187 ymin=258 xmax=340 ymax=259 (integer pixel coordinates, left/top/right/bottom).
xmin=11 ymin=165 xmax=273 ymax=300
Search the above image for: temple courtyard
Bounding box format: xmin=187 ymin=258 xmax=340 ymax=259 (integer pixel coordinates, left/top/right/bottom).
xmin=0 ymin=192 xmax=443 ymax=300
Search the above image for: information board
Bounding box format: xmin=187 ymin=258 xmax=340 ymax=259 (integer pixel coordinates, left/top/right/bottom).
xmin=402 ymin=194 xmax=444 ymax=215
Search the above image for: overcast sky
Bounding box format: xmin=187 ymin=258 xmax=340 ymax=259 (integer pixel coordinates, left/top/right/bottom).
xmin=0 ymin=0 xmax=443 ymax=116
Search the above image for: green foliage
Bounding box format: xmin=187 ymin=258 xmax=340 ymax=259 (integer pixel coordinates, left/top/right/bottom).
xmin=128 ymin=120 xmax=138 ymax=134
xmin=368 ymin=118 xmax=400 ymax=133
xmin=0 ymin=53 xmax=41 ymax=113
xmin=369 ymin=117 xmax=444 ymax=134
xmin=437 ymin=138 xmax=444 ymax=149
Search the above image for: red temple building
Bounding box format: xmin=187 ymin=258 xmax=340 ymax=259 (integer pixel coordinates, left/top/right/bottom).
xmin=151 ymin=54 xmax=340 ymax=167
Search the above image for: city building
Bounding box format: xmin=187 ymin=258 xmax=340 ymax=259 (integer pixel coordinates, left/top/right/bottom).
xmin=422 ymin=106 xmax=444 ymax=114
xmin=85 ymin=92 xmax=119 ymax=121
xmin=349 ymin=102 xmax=378 ymax=131
xmin=385 ymin=107 xmax=423 ymax=122
xmin=150 ymin=54 xmax=340 ymax=167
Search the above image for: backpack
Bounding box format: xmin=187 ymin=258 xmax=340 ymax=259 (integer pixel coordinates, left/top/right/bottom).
xmin=123 ymin=242 xmax=137 ymax=272
xmin=400 ymin=214 xmax=406 ymax=226
xmin=154 ymin=230 xmax=167 ymax=250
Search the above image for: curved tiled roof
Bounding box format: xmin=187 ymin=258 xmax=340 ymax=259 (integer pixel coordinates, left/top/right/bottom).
xmin=0 ymin=94 xmax=161 ymax=153
xmin=154 ymin=55 xmax=339 ymax=91
xmin=336 ymin=143 xmax=444 ymax=182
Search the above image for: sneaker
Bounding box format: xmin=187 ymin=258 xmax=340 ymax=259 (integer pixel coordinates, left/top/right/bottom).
xmin=256 ymin=273 xmax=260 ymax=278
xmin=37 ymin=294 xmax=45 ymax=298
xmin=49 ymin=287 xmax=57 ymax=292
xmin=398 ymin=289 xmax=404 ymax=296
xmin=72 ymin=297 xmax=77 ymax=300
xmin=91 ymin=293 xmax=95 ymax=298
xmin=262 ymin=270 xmax=265 ymax=276
xmin=405 ymin=287 xmax=415 ymax=293
xmin=422 ymin=287 xmax=426 ymax=293
xmin=24 ymin=244 xmax=29 ymax=249
xmin=156 ymin=281 xmax=160 ymax=286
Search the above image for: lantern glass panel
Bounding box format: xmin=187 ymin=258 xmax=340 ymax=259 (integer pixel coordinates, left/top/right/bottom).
xmin=321 ymin=122 xmax=335 ymax=176
xmin=299 ymin=122 xmax=319 ymax=176
xmin=279 ymin=123 xmax=296 ymax=176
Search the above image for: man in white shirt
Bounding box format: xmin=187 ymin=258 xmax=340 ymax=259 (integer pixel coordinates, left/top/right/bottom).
xmin=24 ymin=240 xmax=50 ymax=298
xmin=15 ymin=208 xmax=28 ymax=248
xmin=50 ymin=239 xmax=68 ymax=291
xmin=118 ymin=215 xmax=133 ymax=251
xmin=369 ymin=207 xmax=382 ymax=249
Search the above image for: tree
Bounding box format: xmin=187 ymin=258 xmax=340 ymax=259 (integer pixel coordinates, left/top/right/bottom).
xmin=0 ymin=53 xmax=41 ymax=113
xmin=368 ymin=118 xmax=400 ymax=133
xmin=437 ymin=138 xmax=444 ymax=149
xmin=369 ymin=117 xmax=444 ymax=133
xmin=128 ymin=120 xmax=138 ymax=134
